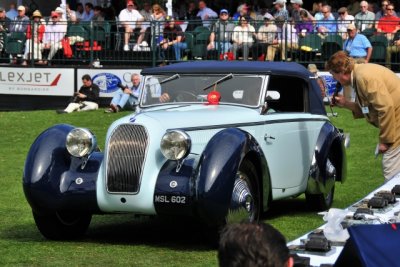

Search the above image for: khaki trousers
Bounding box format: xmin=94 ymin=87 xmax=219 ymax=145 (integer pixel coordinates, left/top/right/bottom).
xmin=385 ymin=45 xmax=400 ymax=68
xmin=266 ymin=42 xmax=298 ymax=61
xmin=383 ymin=145 xmax=400 ymax=181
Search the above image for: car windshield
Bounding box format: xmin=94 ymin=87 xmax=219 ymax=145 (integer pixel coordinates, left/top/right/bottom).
xmin=140 ymin=74 xmax=265 ymax=107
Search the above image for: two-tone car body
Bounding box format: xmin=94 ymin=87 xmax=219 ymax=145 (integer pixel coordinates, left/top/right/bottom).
xmin=23 ymin=61 xmax=347 ymax=240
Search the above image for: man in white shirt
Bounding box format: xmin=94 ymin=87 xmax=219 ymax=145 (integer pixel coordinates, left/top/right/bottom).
xmin=337 ymin=7 xmax=355 ymax=39
xmin=42 ymin=11 xmax=67 ymax=65
xmin=75 ymin=3 xmax=84 ymax=22
xmin=252 ymin=13 xmax=278 ymax=61
xmin=269 ymin=16 xmax=298 ymax=61
xmin=118 ymin=0 xmax=144 ymax=51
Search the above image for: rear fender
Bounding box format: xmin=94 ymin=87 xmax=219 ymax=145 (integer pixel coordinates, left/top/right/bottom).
xmin=307 ymin=122 xmax=346 ymax=195
xmin=195 ymin=128 xmax=268 ymax=226
xmin=23 ymin=124 xmax=101 ymax=214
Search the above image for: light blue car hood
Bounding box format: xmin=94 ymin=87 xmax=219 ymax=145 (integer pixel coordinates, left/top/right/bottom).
xmin=135 ymin=104 xmax=261 ymax=129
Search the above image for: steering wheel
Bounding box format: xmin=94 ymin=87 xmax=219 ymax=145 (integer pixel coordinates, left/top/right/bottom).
xmin=175 ymin=91 xmax=198 ymax=102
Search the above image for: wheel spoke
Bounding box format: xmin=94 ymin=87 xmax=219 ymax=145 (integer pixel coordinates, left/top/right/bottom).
xmin=226 ymin=169 xmax=256 ymax=224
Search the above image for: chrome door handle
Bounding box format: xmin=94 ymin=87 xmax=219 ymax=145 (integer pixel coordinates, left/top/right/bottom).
xmin=264 ymin=134 xmax=275 ymax=141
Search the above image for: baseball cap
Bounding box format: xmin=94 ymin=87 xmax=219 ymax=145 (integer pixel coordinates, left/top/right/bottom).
xmin=273 ymin=0 xmax=287 ymax=5
xmin=17 ymin=5 xmax=25 ymax=11
xmin=220 ymin=9 xmax=229 ymax=15
xmin=347 ymin=24 xmax=356 ymax=31
xmin=127 ymin=0 xmax=134 ymax=6
xmin=51 ymin=11 xmax=59 ymax=18
xmin=263 ymin=13 xmax=274 ymax=20
xmin=290 ymin=0 xmax=303 ymax=5
xmin=307 ymin=64 xmax=319 ymax=73
xmin=55 ymin=7 xmax=64 ymax=13
xmin=32 ymin=10 xmax=42 ymax=18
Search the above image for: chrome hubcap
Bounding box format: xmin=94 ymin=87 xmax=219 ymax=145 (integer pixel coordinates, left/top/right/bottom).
xmin=325 ymin=158 xmax=336 ymax=201
xmin=226 ymin=173 xmax=254 ymax=224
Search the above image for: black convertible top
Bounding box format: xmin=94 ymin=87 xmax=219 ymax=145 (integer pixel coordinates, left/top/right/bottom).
xmin=142 ymin=61 xmax=310 ymax=77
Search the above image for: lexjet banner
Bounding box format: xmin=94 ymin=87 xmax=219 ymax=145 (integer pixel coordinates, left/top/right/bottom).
xmin=0 ymin=68 xmax=74 ymax=96
xmin=2 ymin=67 xmax=399 ymax=98
xmin=76 ymin=69 xmax=142 ymax=98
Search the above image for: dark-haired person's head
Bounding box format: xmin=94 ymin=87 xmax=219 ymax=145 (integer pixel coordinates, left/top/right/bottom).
xmin=239 ymin=15 xmax=250 ymax=25
xmin=82 ymin=74 xmax=91 ymax=81
xmin=218 ymin=222 xmax=293 ymax=267
xmin=94 ymin=5 xmax=102 ymax=12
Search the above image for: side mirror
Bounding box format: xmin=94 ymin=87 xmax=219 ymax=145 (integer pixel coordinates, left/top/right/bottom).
xmin=266 ymin=90 xmax=280 ymax=101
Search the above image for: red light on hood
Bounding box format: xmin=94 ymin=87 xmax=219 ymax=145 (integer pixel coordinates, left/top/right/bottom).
xmin=207 ymin=91 xmax=221 ymax=105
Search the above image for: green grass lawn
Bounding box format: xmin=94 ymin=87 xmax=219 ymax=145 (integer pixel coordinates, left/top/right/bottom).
xmin=0 ymin=108 xmax=382 ymax=266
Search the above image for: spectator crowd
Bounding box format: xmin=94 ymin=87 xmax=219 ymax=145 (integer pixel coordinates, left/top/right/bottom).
xmin=0 ymin=0 xmax=400 ymax=67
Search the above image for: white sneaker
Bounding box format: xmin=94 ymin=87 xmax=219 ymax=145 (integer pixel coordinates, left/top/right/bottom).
xmin=140 ymin=41 xmax=148 ymax=47
xmin=133 ymin=44 xmax=141 ymax=51
xmin=123 ymin=44 xmax=129 ymax=51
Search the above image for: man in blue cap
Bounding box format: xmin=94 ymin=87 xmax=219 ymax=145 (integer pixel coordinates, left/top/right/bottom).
xmin=207 ymin=9 xmax=235 ymax=55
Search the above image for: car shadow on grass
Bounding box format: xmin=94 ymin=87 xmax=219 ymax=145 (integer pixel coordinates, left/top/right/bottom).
xmin=4 ymin=198 xmax=314 ymax=250
xmin=263 ymin=197 xmax=315 ymax=220
xmin=3 ymin=215 xmax=217 ymax=250
xmin=84 ymin=214 xmax=217 ymax=250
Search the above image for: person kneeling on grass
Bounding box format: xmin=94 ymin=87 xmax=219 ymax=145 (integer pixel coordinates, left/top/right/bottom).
xmin=57 ymin=74 xmax=99 ymax=114
xmin=105 ymin=73 xmax=141 ymax=113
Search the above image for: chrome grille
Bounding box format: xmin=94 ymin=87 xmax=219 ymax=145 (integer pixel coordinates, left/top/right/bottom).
xmin=106 ymin=124 xmax=148 ymax=194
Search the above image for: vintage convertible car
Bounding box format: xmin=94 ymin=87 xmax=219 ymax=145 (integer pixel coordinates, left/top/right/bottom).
xmin=23 ymin=61 xmax=347 ymax=240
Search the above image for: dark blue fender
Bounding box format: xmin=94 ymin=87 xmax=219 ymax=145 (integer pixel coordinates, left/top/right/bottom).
xmin=154 ymin=156 xmax=199 ymax=216
xmin=195 ymin=128 xmax=270 ymax=226
xmin=23 ymin=124 xmax=102 ymax=214
xmin=307 ymin=122 xmax=347 ymax=194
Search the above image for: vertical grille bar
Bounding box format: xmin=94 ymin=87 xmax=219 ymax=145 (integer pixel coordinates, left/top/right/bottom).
xmin=106 ymin=124 xmax=148 ymax=193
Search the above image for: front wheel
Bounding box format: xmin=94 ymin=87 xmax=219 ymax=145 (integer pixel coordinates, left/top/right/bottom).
xmin=226 ymin=160 xmax=260 ymax=224
xmin=203 ymin=160 xmax=262 ymax=245
xmin=33 ymin=210 xmax=92 ymax=240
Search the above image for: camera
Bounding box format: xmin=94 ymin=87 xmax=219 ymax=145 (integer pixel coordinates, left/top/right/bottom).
xmin=117 ymin=82 xmax=127 ymax=91
xmin=330 ymin=82 xmax=342 ymax=106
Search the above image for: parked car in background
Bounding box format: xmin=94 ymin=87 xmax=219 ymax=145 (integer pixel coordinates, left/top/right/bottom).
xmin=23 ymin=61 xmax=347 ymax=240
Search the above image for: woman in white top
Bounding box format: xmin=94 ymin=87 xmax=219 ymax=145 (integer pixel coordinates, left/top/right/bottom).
xmin=232 ymin=15 xmax=256 ymax=61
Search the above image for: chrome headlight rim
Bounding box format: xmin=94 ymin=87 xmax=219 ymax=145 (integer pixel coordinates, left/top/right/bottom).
xmin=66 ymin=128 xmax=97 ymax=158
xmin=160 ymin=130 xmax=191 ymax=161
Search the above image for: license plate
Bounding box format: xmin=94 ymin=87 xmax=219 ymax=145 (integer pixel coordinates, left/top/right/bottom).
xmin=154 ymin=195 xmax=187 ymax=204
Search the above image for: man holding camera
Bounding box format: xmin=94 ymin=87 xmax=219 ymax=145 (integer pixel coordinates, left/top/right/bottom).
xmin=327 ymin=51 xmax=400 ymax=180
xmin=57 ymin=74 xmax=99 ymax=114
xmin=105 ymin=73 xmax=141 ymax=113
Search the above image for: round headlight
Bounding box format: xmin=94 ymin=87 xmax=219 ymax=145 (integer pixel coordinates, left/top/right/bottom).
xmin=160 ymin=130 xmax=191 ymax=160
xmin=66 ymin=128 xmax=97 ymax=158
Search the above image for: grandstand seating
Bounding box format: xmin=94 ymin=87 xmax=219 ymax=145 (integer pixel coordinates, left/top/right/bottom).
xmin=1 ymin=19 xmax=400 ymax=70
xmin=369 ymin=34 xmax=389 ymax=63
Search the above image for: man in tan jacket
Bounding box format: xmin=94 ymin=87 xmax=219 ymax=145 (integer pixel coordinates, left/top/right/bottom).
xmin=326 ymin=51 xmax=400 ymax=180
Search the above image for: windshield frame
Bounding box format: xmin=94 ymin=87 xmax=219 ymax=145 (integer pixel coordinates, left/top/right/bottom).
xmin=139 ymin=74 xmax=267 ymax=108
